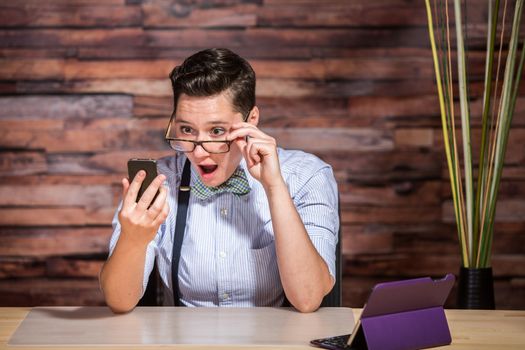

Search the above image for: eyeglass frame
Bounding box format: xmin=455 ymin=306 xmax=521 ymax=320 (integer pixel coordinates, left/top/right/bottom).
xmin=164 ymin=111 xmax=250 ymax=154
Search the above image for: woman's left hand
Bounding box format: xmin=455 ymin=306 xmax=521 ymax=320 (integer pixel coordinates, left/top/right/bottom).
xmin=228 ymin=122 xmax=285 ymax=190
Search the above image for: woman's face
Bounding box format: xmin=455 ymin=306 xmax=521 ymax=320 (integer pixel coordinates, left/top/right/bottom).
xmin=170 ymin=92 xmax=256 ymax=187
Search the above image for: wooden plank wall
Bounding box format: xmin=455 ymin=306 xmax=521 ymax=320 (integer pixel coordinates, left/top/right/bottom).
xmin=0 ymin=0 xmax=524 ymax=309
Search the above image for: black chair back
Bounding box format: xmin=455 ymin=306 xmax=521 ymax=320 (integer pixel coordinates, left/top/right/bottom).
xmin=320 ymin=222 xmax=342 ymax=307
xmin=137 ymin=263 xmax=162 ymax=306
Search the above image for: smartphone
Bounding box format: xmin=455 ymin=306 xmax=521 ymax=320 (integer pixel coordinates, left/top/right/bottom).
xmin=127 ymin=158 xmax=159 ymax=203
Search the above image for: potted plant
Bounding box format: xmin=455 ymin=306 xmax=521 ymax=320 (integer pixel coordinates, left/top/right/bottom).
xmin=424 ymin=0 xmax=524 ymax=308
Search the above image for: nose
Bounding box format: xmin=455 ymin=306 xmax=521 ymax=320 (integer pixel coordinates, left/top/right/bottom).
xmin=193 ymin=143 xmax=210 ymax=158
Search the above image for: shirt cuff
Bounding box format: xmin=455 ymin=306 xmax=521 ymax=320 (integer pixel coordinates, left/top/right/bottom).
xmin=309 ymin=233 xmax=337 ymax=281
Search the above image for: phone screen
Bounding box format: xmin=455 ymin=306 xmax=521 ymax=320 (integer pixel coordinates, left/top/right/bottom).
xmin=127 ymin=159 xmax=159 ymax=202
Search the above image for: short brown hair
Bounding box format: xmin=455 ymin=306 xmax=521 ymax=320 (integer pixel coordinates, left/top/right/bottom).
xmin=169 ymin=48 xmax=256 ymax=118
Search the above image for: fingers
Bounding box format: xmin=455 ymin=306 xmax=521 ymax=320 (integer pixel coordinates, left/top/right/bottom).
xmin=152 ymin=191 xmax=170 ymax=227
xmin=121 ymin=177 xmax=130 ymax=199
xmin=123 ymin=170 xmax=145 ymax=207
xmin=228 ymin=123 xmax=276 ymax=167
xmin=245 ymin=136 xmax=276 ymax=168
xmin=244 ymin=142 xmax=255 ymax=168
xmin=231 ymin=132 xmax=251 ymax=166
xmin=117 ymin=173 xmax=169 ymax=247
xmin=136 ymin=174 xmax=166 ymax=212
xmin=119 ymin=183 xmax=168 ymax=228
xmin=146 ymin=184 xmax=167 ymax=219
xmin=248 ymin=142 xmax=263 ymax=164
xmin=247 ymin=140 xmax=277 ymax=169
xmin=233 ymin=134 xmax=248 ymax=149
xmin=228 ymin=122 xmax=271 ymax=141
xmin=118 ymin=178 xmax=132 ymax=222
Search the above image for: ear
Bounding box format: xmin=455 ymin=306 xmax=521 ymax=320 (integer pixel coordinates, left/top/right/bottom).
xmin=246 ymin=106 xmax=259 ymax=126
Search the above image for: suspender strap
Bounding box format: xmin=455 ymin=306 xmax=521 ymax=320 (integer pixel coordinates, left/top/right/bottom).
xmin=171 ymin=159 xmax=191 ymax=306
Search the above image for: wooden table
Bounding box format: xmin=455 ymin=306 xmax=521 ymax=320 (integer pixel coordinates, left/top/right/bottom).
xmin=0 ymin=307 xmax=524 ymax=349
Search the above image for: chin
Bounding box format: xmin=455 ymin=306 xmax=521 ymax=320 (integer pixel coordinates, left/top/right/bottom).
xmin=200 ymin=172 xmax=227 ymax=187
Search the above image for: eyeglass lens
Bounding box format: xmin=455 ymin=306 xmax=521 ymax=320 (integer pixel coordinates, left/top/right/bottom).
xmin=169 ymin=140 xmax=230 ymax=154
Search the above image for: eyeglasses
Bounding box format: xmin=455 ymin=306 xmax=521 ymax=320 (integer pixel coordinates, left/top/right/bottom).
xmin=166 ymin=138 xmax=233 ymax=154
xmin=164 ymin=111 xmax=250 ymax=154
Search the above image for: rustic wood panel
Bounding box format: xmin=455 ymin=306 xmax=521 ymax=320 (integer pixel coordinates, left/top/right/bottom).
xmin=339 ymin=181 xmax=442 ymax=206
xmin=342 ymin=206 xmax=441 ymax=225
xmin=0 ymin=184 xmax=116 ymax=208
xmin=20 ymin=57 xmax=436 ymax=80
xmin=0 ymin=95 xmax=133 ymax=119
xmin=344 ymin=253 xmax=525 ymax=278
xmin=133 ymin=95 xmax=173 ymax=118
xmin=0 ymin=174 xmax=123 ymax=186
xmin=0 ymin=129 xmax=167 ymax=152
xmin=0 ymin=258 xmax=46 ymax=278
xmin=394 ymin=129 xmax=435 ymax=147
xmin=0 ymin=258 xmax=105 ymax=279
xmin=266 ymin=128 xmax=394 ymax=152
xmin=0 ymin=207 xmax=114 ymax=226
xmin=321 ymin=150 xmax=442 ymax=183
xmin=143 ymin=3 xmax=258 ymax=28
xmin=12 ymin=77 xmax=522 ymax=99
xmin=0 ymin=2 xmax=142 ymax=27
xmin=46 ymin=259 xmax=104 ymax=278
xmin=342 ymin=276 xmax=525 ymax=310
xmin=0 ymin=28 xmax=145 ymax=47
xmin=74 ymin=47 xmax=433 ymax=60
xmin=45 ymin=151 xmax=172 ymax=175
xmin=0 ymin=151 xmax=47 ymax=176
xmin=434 ymin=128 xmax=525 ymax=165
xmin=13 ymin=78 xmax=438 ymax=97
xmin=0 ymin=279 xmax=104 ymax=306
xmin=0 ymin=0 xmax=524 ymax=310
xmin=442 ymin=199 xmax=525 ymax=223
xmin=0 ymin=228 xmax=112 ymax=257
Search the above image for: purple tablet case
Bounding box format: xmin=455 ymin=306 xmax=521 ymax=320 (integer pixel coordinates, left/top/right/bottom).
xmin=348 ymin=274 xmax=455 ymax=350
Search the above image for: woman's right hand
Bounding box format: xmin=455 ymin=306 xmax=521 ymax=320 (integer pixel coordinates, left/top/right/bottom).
xmin=117 ymin=170 xmax=170 ymax=246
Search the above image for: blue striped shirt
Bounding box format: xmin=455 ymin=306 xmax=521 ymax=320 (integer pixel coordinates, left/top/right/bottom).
xmin=109 ymin=148 xmax=339 ymax=307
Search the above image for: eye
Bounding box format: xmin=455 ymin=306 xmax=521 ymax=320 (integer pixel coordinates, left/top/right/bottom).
xmin=210 ymin=127 xmax=226 ymax=137
xmin=179 ymin=126 xmax=193 ymax=135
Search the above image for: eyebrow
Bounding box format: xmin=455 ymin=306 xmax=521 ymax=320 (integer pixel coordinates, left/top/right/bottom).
xmin=174 ymin=118 xmax=230 ymax=126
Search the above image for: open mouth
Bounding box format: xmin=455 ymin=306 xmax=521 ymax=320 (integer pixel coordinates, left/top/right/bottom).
xmin=199 ymin=164 xmax=218 ymax=175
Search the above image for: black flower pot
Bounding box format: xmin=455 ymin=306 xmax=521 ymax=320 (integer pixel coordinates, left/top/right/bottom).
xmin=457 ymin=267 xmax=495 ymax=309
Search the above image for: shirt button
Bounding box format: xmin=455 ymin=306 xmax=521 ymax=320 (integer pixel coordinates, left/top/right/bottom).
xmin=220 ymin=208 xmax=228 ymax=217
xmin=219 ymin=251 xmax=227 ymax=258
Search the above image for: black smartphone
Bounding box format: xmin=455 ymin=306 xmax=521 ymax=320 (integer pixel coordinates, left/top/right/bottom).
xmin=127 ymin=158 xmax=159 ymax=203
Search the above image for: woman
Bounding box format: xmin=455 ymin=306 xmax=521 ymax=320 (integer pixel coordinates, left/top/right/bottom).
xmin=99 ymin=48 xmax=339 ymax=313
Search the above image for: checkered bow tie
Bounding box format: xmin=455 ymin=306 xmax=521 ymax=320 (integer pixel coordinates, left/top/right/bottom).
xmin=191 ymin=167 xmax=251 ymax=200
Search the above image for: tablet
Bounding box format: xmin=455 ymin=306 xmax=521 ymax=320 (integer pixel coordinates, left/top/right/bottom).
xmin=311 ymin=274 xmax=455 ymax=350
